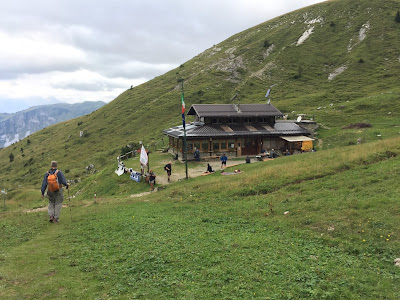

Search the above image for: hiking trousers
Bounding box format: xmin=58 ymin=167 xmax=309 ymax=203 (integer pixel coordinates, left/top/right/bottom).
xmin=47 ymin=189 xmax=64 ymax=221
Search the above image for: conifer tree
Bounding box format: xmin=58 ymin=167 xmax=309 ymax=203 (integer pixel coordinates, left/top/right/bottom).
xmin=395 ymin=10 xmax=400 ymax=23
xmin=9 ymin=153 xmax=14 ymax=162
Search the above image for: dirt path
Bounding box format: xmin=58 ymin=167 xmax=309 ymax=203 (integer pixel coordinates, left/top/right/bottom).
xmin=155 ymin=160 xmax=244 ymax=185
xmin=26 ymin=204 xmax=68 ymax=213
xmin=25 ymin=160 xmax=249 ymax=213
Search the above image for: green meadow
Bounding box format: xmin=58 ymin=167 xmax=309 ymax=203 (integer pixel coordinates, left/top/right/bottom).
xmin=1 ymin=0 xmax=400 ymax=298
xmin=1 ymin=138 xmax=399 ymax=299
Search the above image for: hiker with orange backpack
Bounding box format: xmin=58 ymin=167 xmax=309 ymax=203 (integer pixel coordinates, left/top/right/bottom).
xmin=41 ymin=161 xmax=69 ymax=223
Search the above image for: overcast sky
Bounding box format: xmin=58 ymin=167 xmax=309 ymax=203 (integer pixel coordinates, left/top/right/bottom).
xmin=0 ymin=0 xmax=325 ymax=113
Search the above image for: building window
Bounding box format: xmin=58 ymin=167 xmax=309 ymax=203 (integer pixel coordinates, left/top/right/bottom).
xmin=263 ymin=139 xmax=277 ymax=149
xmin=202 ymin=141 xmax=209 ymax=152
xmin=220 ymin=140 xmax=227 ymax=150
xmin=194 ymin=142 xmax=200 ymax=151
xmin=259 ymin=117 xmax=268 ymax=123
xmin=228 ymin=141 xmax=235 ymax=149
xmin=213 ymin=141 xmax=220 ymax=151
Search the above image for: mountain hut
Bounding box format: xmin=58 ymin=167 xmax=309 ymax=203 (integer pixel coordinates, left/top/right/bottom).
xmin=163 ymin=103 xmax=315 ymax=160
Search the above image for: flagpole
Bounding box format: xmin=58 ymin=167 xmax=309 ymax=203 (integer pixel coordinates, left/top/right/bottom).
xmin=179 ymin=78 xmax=188 ymax=179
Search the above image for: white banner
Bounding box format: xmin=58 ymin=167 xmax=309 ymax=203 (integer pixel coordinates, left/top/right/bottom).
xmin=140 ymin=145 xmax=148 ymax=166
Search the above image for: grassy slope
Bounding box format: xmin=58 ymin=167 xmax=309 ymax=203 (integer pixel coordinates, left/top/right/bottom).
xmin=1 ymin=138 xmax=399 ymax=299
xmin=1 ymin=0 xmax=400 ymax=297
xmin=1 ymin=0 xmax=400 ymax=200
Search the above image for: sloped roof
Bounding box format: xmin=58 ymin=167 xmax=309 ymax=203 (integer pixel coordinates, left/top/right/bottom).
xmin=187 ymin=104 xmax=283 ymax=118
xmin=163 ymin=121 xmax=310 ymax=139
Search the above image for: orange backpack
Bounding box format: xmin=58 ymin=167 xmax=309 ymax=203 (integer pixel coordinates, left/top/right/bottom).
xmin=47 ymin=170 xmax=60 ymax=192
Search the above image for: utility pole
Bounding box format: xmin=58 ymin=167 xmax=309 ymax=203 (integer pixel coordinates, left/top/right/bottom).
xmin=178 ymin=78 xmax=188 ymax=179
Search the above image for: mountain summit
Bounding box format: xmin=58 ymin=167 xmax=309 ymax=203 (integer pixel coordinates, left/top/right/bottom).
xmin=0 ymin=101 xmax=105 ymax=148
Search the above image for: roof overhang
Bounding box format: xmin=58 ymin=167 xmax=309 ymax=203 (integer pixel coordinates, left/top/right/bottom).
xmin=279 ymin=136 xmax=315 ymax=142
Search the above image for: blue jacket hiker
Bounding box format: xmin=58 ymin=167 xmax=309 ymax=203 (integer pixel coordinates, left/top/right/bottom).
xmin=41 ymin=161 xmax=69 ymax=223
xmin=220 ymin=153 xmax=228 ymax=168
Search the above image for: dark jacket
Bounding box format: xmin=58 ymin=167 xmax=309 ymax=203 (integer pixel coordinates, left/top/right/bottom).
xmin=41 ymin=169 xmax=68 ymax=195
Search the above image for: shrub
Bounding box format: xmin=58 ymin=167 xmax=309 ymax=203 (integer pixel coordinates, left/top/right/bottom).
xmin=263 ymin=40 xmax=271 ymax=48
xmin=120 ymin=145 xmax=132 ymax=156
xmin=9 ymin=153 xmax=14 ymax=162
xmin=395 ymin=10 xmax=400 ymax=23
xmin=24 ymin=157 xmax=34 ymax=167
xmin=294 ymin=65 xmax=303 ymax=79
xmin=343 ymin=122 xmax=372 ymax=129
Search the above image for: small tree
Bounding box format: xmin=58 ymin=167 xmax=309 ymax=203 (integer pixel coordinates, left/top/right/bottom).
xmin=9 ymin=153 xmax=14 ymax=162
xmin=263 ymin=40 xmax=271 ymax=48
xmin=396 ymin=10 xmax=400 ymax=23
xmin=294 ymin=65 xmax=303 ymax=79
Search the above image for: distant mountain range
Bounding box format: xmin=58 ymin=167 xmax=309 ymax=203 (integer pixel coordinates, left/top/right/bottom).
xmin=0 ymin=101 xmax=105 ymax=148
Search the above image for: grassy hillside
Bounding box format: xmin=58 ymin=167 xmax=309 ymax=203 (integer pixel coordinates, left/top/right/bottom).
xmin=1 ymin=138 xmax=399 ymax=298
xmin=1 ymin=0 xmax=400 ymax=199
xmin=1 ymin=0 xmax=399 ymax=297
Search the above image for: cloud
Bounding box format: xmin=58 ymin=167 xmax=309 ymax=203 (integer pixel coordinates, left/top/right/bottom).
xmin=0 ymin=31 xmax=87 ymax=79
xmin=0 ymin=70 xmax=140 ymax=104
xmin=52 ymin=70 xmax=135 ymax=91
xmin=0 ymin=0 xmax=326 ymax=112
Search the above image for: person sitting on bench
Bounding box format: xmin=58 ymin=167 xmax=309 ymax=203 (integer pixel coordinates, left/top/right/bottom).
xmin=269 ymin=149 xmax=278 ymax=158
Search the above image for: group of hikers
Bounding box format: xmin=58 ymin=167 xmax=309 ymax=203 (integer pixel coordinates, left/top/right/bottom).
xmin=40 ymin=151 xmax=276 ymax=223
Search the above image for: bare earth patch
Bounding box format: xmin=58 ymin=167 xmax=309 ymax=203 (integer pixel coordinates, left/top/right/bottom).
xmin=26 ymin=205 xmax=68 ymax=213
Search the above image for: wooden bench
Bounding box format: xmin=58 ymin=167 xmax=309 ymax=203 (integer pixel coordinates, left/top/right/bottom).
xmin=201 ymin=155 xmax=220 ymax=161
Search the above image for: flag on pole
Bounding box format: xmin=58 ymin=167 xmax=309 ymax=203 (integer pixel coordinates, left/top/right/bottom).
xmin=265 ymin=89 xmax=270 ymax=98
xmin=181 ymin=91 xmax=186 ymax=128
xmin=140 ymin=145 xmax=148 ymax=166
